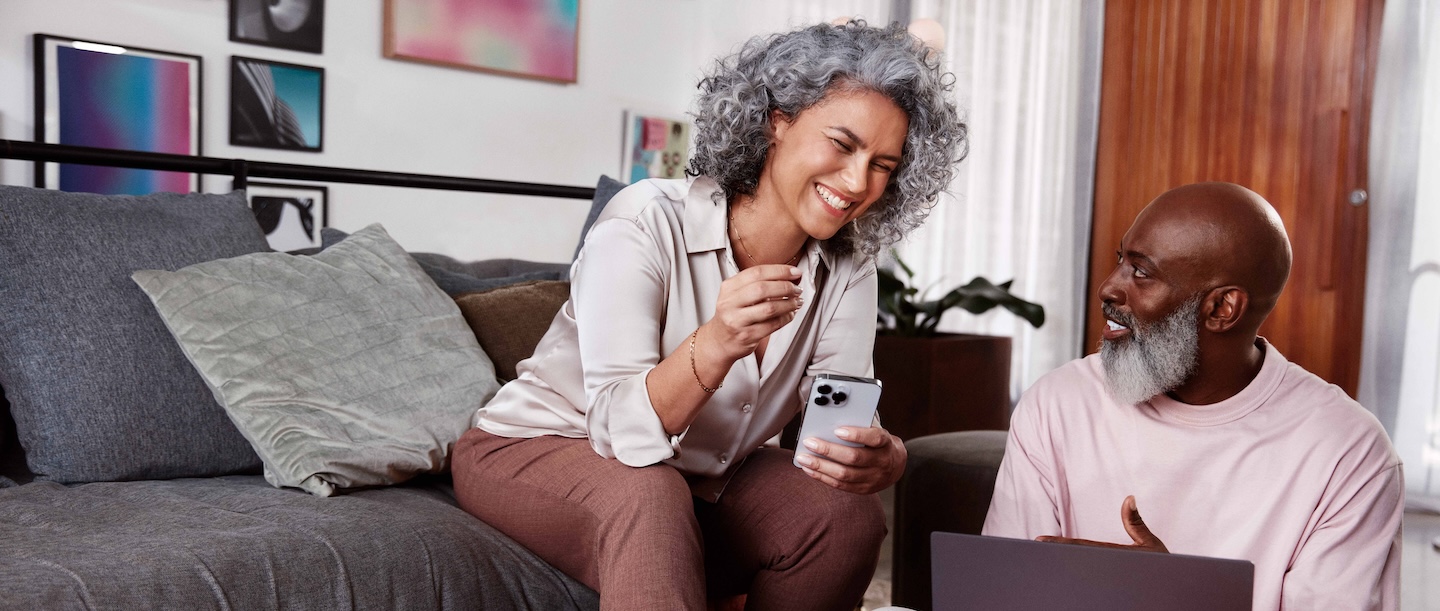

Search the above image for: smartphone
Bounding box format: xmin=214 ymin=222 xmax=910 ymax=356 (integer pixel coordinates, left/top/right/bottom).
xmin=793 ymin=374 xmax=882 ymax=469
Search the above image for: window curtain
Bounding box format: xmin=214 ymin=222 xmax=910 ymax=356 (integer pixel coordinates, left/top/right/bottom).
xmin=894 ymin=0 xmax=1105 ymax=401
xmin=695 ymin=1 xmax=894 ymax=87
xmin=784 ymin=0 xmax=894 ymax=25
xmin=1359 ymin=0 xmax=1440 ymax=508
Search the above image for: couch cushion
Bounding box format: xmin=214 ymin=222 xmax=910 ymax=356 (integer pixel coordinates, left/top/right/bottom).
xmin=574 ymin=175 xmax=627 ymax=261
xmin=133 ymin=224 xmax=501 ymax=497
xmin=0 ymin=476 xmax=598 ymax=610
xmin=0 ymin=185 xmax=266 ymax=483
xmin=320 ymin=227 xmax=568 ymax=296
xmin=454 ymin=280 xmax=571 ymax=381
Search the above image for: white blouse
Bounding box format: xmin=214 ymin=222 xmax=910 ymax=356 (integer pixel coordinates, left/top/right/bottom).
xmin=474 ymin=176 xmax=877 ymax=500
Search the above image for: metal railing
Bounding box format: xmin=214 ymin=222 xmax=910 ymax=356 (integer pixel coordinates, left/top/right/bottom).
xmin=0 ymin=139 xmax=597 ymax=200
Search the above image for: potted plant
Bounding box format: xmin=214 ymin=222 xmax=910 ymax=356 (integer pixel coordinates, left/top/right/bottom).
xmin=873 ymin=251 xmax=1044 ymax=440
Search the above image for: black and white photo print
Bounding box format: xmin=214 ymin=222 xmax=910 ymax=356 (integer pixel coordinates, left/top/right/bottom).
xmin=246 ymin=182 xmax=328 ymax=252
xmin=230 ymin=0 xmax=325 ymax=54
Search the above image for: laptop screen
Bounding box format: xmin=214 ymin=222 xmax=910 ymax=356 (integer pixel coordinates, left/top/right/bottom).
xmin=931 ymin=532 xmax=1254 ymax=611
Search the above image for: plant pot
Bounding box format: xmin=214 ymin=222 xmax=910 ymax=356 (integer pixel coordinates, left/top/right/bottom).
xmin=872 ymin=333 xmax=1011 ymax=440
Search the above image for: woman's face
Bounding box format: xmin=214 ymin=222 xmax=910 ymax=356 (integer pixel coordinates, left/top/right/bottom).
xmin=761 ymin=88 xmax=909 ymax=240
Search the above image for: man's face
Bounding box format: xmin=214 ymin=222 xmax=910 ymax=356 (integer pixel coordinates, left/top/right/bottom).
xmin=1100 ymin=296 xmax=1201 ymax=405
xmin=1097 ymin=208 xmax=1209 ymax=404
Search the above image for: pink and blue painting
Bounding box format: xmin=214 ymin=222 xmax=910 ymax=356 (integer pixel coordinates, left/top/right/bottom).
xmin=36 ymin=35 xmax=201 ymax=194
xmin=384 ymin=0 xmax=579 ymax=83
xmin=621 ymin=111 xmax=691 ymax=183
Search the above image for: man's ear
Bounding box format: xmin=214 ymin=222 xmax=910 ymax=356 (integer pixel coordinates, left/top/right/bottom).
xmin=1202 ymin=286 xmax=1249 ymax=333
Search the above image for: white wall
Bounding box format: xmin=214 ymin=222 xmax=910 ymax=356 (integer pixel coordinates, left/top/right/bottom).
xmin=0 ymin=0 xmax=793 ymax=262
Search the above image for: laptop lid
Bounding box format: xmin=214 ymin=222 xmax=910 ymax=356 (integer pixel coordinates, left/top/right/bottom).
xmin=931 ymin=532 xmax=1254 ymax=611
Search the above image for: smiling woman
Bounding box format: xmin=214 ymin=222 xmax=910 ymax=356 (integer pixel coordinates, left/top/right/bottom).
xmin=450 ymin=20 xmax=968 ymax=611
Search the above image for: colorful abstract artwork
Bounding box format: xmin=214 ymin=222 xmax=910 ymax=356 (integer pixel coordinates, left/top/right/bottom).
xmin=621 ymin=111 xmax=691 ymax=183
xmin=34 ymin=35 xmax=202 ymax=194
xmin=230 ymin=57 xmax=325 ymax=152
xmin=384 ymin=0 xmax=579 ymax=83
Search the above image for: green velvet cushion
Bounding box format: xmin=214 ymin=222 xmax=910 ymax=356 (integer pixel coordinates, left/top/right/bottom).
xmin=133 ymin=224 xmax=501 ymax=496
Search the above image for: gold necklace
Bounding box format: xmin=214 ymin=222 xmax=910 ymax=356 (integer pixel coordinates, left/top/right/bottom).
xmin=730 ymin=213 xmax=802 ymax=266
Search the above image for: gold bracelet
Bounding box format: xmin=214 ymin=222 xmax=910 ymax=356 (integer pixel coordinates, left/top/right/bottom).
xmin=689 ymin=328 xmax=721 ymax=393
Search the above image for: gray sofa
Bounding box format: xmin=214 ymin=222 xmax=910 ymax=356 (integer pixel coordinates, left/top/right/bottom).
xmin=0 ymin=179 xmax=625 ymax=610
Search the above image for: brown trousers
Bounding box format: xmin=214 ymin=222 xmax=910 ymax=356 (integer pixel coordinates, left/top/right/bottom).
xmin=452 ymin=428 xmax=886 ymax=611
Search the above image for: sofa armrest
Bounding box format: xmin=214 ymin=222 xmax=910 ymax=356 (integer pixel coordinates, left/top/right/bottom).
xmin=891 ymin=430 xmax=1007 ymax=610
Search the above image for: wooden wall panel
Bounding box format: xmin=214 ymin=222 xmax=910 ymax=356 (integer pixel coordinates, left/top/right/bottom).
xmin=1085 ymin=0 xmax=1383 ymax=396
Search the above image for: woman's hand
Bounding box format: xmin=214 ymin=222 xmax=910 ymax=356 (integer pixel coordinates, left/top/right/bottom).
xmin=652 ymin=263 xmax=802 ymax=434
xmin=794 ymin=426 xmax=907 ymax=495
xmin=701 ymin=264 xmax=804 ymax=361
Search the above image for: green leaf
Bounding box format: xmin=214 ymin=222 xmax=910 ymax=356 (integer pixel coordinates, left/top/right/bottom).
xmin=873 ymin=252 xmax=1047 ymax=335
xmin=891 ymin=248 xmax=916 ymax=279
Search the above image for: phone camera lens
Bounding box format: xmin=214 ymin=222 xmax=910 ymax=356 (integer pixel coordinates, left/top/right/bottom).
xmin=814 ymin=396 xmax=831 ymax=406
xmin=831 ymin=392 xmax=848 ymax=403
xmin=817 ymin=384 xmax=832 ymax=395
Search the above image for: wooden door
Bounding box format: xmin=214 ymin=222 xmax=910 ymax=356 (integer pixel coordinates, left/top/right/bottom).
xmin=1085 ymin=0 xmax=1384 ymax=396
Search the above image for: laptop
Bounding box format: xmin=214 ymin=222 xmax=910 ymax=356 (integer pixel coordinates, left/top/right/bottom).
xmin=930 ymin=532 xmax=1254 ymax=611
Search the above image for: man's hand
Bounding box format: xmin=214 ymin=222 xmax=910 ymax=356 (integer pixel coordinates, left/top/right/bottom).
xmin=1035 ymin=496 xmax=1169 ymax=553
xmin=794 ymin=426 xmax=906 ymax=495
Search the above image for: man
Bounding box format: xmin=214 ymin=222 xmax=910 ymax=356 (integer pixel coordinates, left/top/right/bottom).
xmin=983 ymin=182 xmax=1402 ymax=610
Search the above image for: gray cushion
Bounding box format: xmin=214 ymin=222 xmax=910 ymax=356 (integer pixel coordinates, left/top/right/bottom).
xmin=133 ymin=224 xmax=502 ymax=497
xmin=410 ymin=252 xmax=568 ymax=280
xmin=318 ymin=228 xmax=568 ymax=296
xmin=574 ymin=175 xmax=627 ymax=261
xmin=0 ymin=476 xmax=598 ymax=609
xmin=0 ymin=185 xmax=266 ymax=483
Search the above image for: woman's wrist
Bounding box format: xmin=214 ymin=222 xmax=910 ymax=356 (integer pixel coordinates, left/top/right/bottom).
xmin=689 ymin=323 xmax=739 ymax=389
xmin=688 ymin=328 xmax=723 ymax=393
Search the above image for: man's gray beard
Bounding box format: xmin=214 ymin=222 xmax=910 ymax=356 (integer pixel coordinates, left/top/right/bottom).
xmin=1100 ymin=295 xmax=1202 ymax=405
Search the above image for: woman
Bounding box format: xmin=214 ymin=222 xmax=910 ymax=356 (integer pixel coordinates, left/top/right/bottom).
xmin=453 ymin=20 xmax=967 ymax=610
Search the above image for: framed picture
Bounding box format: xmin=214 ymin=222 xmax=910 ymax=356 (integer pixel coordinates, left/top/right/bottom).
xmin=33 ymin=34 xmax=202 ymax=194
xmin=246 ymin=182 xmax=328 ymax=252
xmin=230 ymin=0 xmax=325 ymax=54
xmin=230 ymin=56 xmax=324 ymax=152
xmin=621 ymin=111 xmax=691 ymax=183
xmin=383 ymin=0 xmax=580 ymax=84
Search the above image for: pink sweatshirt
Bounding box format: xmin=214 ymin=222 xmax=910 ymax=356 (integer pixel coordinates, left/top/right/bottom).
xmin=983 ymin=339 xmax=1402 ymax=610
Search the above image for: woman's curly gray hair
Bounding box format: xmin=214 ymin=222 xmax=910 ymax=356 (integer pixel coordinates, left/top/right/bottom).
xmin=688 ymin=20 xmax=968 ymax=258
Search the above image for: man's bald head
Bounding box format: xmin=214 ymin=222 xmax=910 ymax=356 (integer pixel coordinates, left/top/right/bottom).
xmin=1131 ymin=182 xmax=1292 ymax=329
xmin=1097 ymin=182 xmax=1291 ymax=404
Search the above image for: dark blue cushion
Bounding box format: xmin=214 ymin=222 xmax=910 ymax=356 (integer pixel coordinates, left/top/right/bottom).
xmin=574 ymin=175 xmax=627 ymax=261
xmin=0 ymin=185 xmax=268 ymax=483
xmin=318 ymin=228 xmax=567 ymax=297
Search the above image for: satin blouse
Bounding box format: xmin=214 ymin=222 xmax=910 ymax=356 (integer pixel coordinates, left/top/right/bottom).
xmin=473 ymin=176 xmax=878 ymax=500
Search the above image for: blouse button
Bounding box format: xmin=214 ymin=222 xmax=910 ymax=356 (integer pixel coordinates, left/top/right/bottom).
xmin=742 ymin=403 xmax=752 ymax=413
xmin=719 ymin=454 xmax=729 ymax=465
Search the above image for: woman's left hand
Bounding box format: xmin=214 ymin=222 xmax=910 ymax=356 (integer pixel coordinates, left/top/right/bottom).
xmin=794 ymin=426 xmax=907 ymax=495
